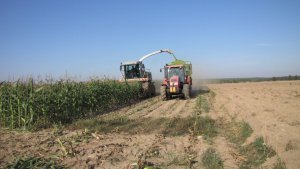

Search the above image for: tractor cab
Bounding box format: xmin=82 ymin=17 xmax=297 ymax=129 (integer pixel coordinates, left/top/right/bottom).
xmin=161 ymin=65 xmax=185 ymax=94
xmin=164 ymin=65 xmax=185 ymax=84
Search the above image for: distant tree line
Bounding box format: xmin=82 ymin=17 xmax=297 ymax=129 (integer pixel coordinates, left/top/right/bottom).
xmin=205 ymin=75 xmax=299 ymax=84
xmin=271 ymin=75 xmax=299 ymax=81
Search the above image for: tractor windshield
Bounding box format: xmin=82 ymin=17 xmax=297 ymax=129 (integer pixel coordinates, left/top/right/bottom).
xmin=124 ymin=64 xmax=140 ymax=79
xmin=167 ymin=67 xmax=184 ymax=83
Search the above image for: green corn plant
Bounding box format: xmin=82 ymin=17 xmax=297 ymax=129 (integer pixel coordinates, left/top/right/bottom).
xmin=0 ymin=77 xmax=144 ymax=129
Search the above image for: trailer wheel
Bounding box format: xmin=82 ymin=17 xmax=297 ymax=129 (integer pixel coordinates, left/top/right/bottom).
xmin=183 ymin=84 xmax=191 ymax=99
xmin=160 ymin=86 xmax=167 ymax=101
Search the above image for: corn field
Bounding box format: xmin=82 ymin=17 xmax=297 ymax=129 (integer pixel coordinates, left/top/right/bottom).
xmin=0 ymin=78 xmax=143 ymax=129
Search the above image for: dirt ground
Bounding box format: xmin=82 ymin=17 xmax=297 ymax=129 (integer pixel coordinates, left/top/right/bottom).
xmin=208 ymin=81 xmax=300 ymax=169
xmin=0 ymin=80 xmax=299 ymax=168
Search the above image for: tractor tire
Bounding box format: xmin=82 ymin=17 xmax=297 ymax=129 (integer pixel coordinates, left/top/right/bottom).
xmin=183 ymin=84 xmax=191 ymax=99
xmin=160 ymin=85 xmax=167 ymax=101
xmin=150 ymin=82 xmax=156 ymax=96
xmin=142 ymin=82 xmax=151 ymax=98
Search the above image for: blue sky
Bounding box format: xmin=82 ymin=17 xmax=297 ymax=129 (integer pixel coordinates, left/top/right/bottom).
xmin=0 ymin=0 xmax=299 ymax=80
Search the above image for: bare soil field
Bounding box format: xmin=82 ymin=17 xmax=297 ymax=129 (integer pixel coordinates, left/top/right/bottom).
xmin=208 ymin=81 xmax=300 ymax=169
xmin=0 ymin=80 xmax=299 ymax=169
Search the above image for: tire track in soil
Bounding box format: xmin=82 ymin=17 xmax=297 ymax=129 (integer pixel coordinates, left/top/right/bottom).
xmin=143 ymin=99 xmax=180 ymax=118
xmin=135 ymin=95 xmax=198 ymax=119
xmin=121 ymin=97 xmax=181 ymax=119
xmin=163 ymin=99 xmax=188 ymax=118
xmin=213 ymin=136 xmax=241 ymax=169
xmin=162 ymin=98 xmax=195 ymax=118
xmin=99 ymin=96 xmax=162 ymax=119
xmin=123 ymin=97 xmax=161 ymax=116
xmin=104 ymin=93 xmax=198 ymax=120
xmin=126 ymin=97 xmax=167 ymax=119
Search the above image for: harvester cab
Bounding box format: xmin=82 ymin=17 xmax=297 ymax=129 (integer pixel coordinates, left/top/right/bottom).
xmin=120 ymin=61 xmax=151 ymax=82
xmin=160 ymin=60 xmax=192 ymax=100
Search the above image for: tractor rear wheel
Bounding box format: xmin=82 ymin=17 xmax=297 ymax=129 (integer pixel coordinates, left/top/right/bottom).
xmin=160 ymin=86 xmax=167 ymax=100
xmin=183 ymin=84 xmax=191 ymax=99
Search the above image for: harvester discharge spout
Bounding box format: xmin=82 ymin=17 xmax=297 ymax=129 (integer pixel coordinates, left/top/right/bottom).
xmin=138 ymin=49 xmax=177 ymax=62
